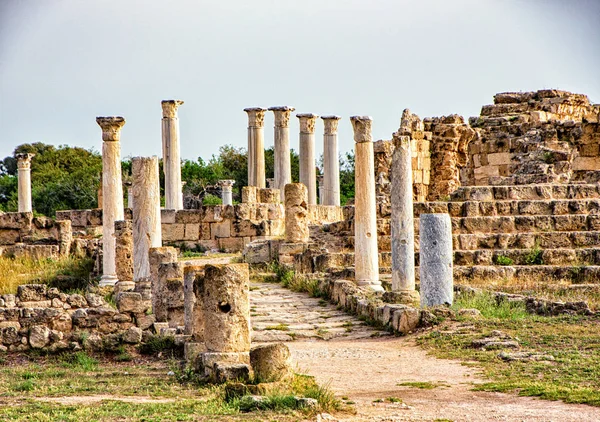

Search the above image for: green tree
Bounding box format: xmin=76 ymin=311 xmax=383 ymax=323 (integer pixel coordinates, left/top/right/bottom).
xmin=339 ymin=150 xmax=355 ymax=205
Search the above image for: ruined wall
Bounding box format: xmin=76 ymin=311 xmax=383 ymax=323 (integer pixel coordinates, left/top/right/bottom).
xmin=0 ymin=212 xmax=72 ymax=259
xmin=465 ymin=90 xmax=600 ymax=186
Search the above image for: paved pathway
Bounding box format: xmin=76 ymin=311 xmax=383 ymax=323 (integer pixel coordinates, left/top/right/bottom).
xmin=250 ymin=281 xmax=388 ymax=343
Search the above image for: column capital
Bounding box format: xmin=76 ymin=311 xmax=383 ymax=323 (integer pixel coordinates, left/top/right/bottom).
xmin=16 ymin=153 xmax=35 ymax=169
xmin=269 ymin=106 xmax=295 ymax=128
xmin=218 ymin=179 xmax=236 ymax=188
xmin=244 ymin=107 xmax=267 ymax=128
xmin=297 ymin=113 xmax=319 ymax=134
xmin=321 ymin=115 xmax=341 ymax=135
xmin=392 ymin=131 xmax=411 ymax=150
xmin=161 ymin=100 xmax=184 ymax=118
xmin=96 ymin=116 xmax=126 ymax=142
xmin=350 ymin=116 xmax=373 ymax=143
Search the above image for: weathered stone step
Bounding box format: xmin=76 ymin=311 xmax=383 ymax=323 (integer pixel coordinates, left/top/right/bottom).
xmin=453 ymin=265 xmax=600 ymax=284
xmin=453 ymin=231 xmax=600 ymax=250
xmin=450 ymin=184 xmax=600 ymax=202
xmin=454 ymin=248 xmax=600 ymax=266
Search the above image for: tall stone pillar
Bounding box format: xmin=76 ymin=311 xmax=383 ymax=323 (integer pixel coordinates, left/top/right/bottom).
xmin=284 ymin=183 xmax=309 ymax=243
xmin=420 ymin=213 xmax=454 ymax=307
xmin=16 ymin=153 xmax=34 ymax=213
xmin=97 ymin=117 xmax=125 ymax=286
xmin=321 ymin=116 xmax=341 ymax=206
xmin=218 ymin=180 xmax=235 ymax=206
xmin=161 ymin=100 xmax=184 ymax=210
xmin=132 ymin=156 xmax=162 ymax=283
xmin=389 ymin=131 xmax=419 ymax=305
xmin=351 ymin=116 xmax=383 ymax=292
xmin=317 ymin=174 xmax=324 ymax=205
xmin=244 ymin=107 xmax=267 ymax=188
xmin=297 ymin=113 xmax=318 ymax=205
xmin=269 ymin=106 xmax=294 ymax=201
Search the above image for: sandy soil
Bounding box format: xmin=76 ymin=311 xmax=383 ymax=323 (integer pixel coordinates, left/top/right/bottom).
xmin=289 ymin=337 xmax=600 ymax=422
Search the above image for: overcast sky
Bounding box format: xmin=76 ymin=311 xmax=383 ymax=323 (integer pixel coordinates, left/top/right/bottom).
xmin=1 ymin=0 xmax=599 ymax=163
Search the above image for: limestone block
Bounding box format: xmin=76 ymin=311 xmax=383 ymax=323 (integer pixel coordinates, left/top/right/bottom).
xmin=175 ymin=210 xmax=202 ymax=224
xmin=284 ymin=184 xmax=309 ymax=243
xmin=232 ymin=220 xmax=259 ymax=237
xmin=17 ymin=284 xmax=47 ymax=302
xmin=234 ymin=204 xmax=256 ymax=221
xmin=184 ymin=224 xmax=200 ymax=241
xmin=250 ymin=343 xmax=291 ymax=382
xmin=242 ymin=186 xmax=257 ymax=204
xmin=259 ymin=188 xmax=280 ymax=204
xmin=486 ymin=152 xmax=512 ymax=166
xmin=123 ymin=326 xmax=143 ymax=344
xmin=29 ymin=325 xmax=50 ymax=348
xmin=202 ymin=205 xmax=223 ymax=223
xmin=0 ymin=212 xmax=32 ymax=230
xmin=391 ymin=306 xmax=420 ymax=334
xmin=0 ymin=229 xmax=20 ymax=245
xmin=243 ymin=240 xmax=272 ymax=264
xmin=255 ymin=203 xmax=269 ymax=220
xmin=218 ymin=237 xmax=245 ymax=252
xmin=573 ymin=157 xmax=600 ymax=171
xmin=88 ymin=209 xmax=103 ymax=226
xmin=267 ymin=204 xmax=284 ymax=220
xmin=202 ymin=264 xmax=250 ymax=353
xmin=117 ymin=292 xmax=149 ymax=314
xmin=161 ymin=209 xmax=177 ymax=224
xmin=114 ymin=220 xmax=133 ymax=282
xmin=162 ymin=224 xmax=185 ymax=242
xmin=211 ymin=221 xmax=231 ymax=238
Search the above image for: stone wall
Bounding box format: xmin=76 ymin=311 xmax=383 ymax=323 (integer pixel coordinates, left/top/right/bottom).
xmin=0 ymin=284 xmax=154 ymax=353
xmin=465 ymin=90 xmax=600 ymax=186
xmin=0 ymin=212 xmax=72 ymax=259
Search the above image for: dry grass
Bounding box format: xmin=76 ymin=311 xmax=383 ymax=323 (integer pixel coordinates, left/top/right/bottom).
xmin=0 ymin=255 xmax=93 ymax=295
xmin=456 ymin=275 xmax=600 ymax=311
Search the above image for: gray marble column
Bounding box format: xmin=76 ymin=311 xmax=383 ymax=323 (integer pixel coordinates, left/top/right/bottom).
xmin=317 ymin=174 xmax=324 ymax=205
xmin=161 ymin=100 xmax=184 ymax=210
xmin=132 ymin=156 xmax=162 ymax=283
xmin=390 ymin=131 xmax=419 ymax=304
xmin=244 ymin=107 xmax=267 ymax=188
xmin=419 ymin=213 xmax=453 ymax=307
xmin=297 ymin=113 xmax=318 ymax=205
xmin=219 ymin=179 xmax=235 ymax=205
xmin=350 ymin=116 xmax=383 ymax=292
xmin=97 ymin=116 xmax=126 ymax=287
xmin=269 ymin=106 xmax=294 ymax=201
xmin=321 ymin=116 xmax=341 ymax=206
xmin=16 ymin=153 xmax=34 ymax=213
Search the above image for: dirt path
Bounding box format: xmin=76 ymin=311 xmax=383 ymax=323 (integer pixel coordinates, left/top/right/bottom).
xmin=247 ymin=280 xmax=600 ymax=421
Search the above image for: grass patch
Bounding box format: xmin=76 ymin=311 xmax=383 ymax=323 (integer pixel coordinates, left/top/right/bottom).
xmin=397 ymin=381 xmax=448 ymax=389
xmin=494 ymin=255 xmax=514 ymax=266
xmin=60 ymin=351 xmax=98 ymax=371
xmin=418 ymin=290 xmax=600 ymax=406
xmin=139 ymin=335 xmax=181 ymax=357
xmin=0 ymin=255 xmax=94 ymax=294
xmin=265 ymin=323 xmax=289 ymax=331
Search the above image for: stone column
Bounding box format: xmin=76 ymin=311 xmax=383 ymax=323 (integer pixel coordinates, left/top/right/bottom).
xmin=321 ymin=116 xmax=341 ymax=206
xmin=269 ymin=106 xmax=294 ymax=201
xmin=16 ymin=153 xmax=34 ymax=213
xmin=244 ymin=107 xmax=267 ymax=188
xmin=317 ymin=174 xmax=324 ymax=205
xmin=132 ymin=156 xmax=162 ymax=283
xmin=218 ymin=179 xmax=235 ymax=206
xmin=161 ymin=100 xmax=184 ymax=210
xmin=97 ymin=116 xmax=126 ymax=287
xmin=389 ymin=131 xmax=419 ymax=305
xmin=284 ymin=183 xmax=309 ymax=243
xmin=124 ymin=182 xmax=133 ymax=209
xmin=114 ymin=220 xmax=134 ymax=293
xmin=351 ymin=116 xmax=383 ymax=292
xmin=297 ymin=113 xmax=318 ymax=205
xmin=419 ymin=213 xmax=453 ymax=307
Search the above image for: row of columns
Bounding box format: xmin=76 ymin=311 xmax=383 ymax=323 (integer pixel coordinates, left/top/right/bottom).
xmin=244 ymin=108 xmax=341 ymax=206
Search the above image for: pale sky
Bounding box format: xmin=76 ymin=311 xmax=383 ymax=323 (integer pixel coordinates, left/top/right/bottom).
xmin=1 ymin=0 xmax=599 ymax=163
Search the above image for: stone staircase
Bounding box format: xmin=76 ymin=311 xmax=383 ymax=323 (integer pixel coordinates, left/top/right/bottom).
xmin=303 ymin=183 xmax=600 ymax=284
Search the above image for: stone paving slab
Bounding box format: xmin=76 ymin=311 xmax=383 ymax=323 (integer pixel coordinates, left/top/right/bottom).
xmin=249 ymin=281 xmax=388 ymax=342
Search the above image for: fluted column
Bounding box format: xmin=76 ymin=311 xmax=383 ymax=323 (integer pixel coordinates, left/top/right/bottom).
xmin=218 ymin=179 xmax=235 ymax=205
xmin=297 ymin=113 xmax=318 ymax=205
xmin=351 ymin=116 xmax=383 ymax=292
xmin=244 ymin=107 xmax=267 ymax=188
xmin=97 ymin=116 xmax=126 ymax=286
xmin=16 ymin=153 xmax=34 ymax=212
xmin=269 ymin=106 xmax=294 ymax=201
xmin=132 ymin=156 xmax=162 ymax=283
xmin=162 ymin=100 xmax=184 ymax=210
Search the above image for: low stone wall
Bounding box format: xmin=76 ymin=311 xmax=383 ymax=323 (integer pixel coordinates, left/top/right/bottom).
xmin=0 ymin=212 xmax=72 ymax=258
xmin=0 ymin=284 xmax=156 ymax=353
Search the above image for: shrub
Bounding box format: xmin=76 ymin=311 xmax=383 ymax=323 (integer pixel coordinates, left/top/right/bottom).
xmin=524 ymin=246 xmax=544 ymax=265
xmin=494 ymin=255 xmax=514 ymax=266
xmin=202 ymin=194 xmax=222 ymax=205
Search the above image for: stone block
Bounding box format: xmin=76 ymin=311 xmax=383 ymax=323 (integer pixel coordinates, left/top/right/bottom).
xmin=184 ymin=224 xmax=200 ymax=241
xmin=250 ymin=343 xmax=291 ymax=382
xmin=202 ymin=205 xmax=223 ymax=223
xmin=161 ymin=209 xmax=177 ymax=224
xmin=234 ymin=204 xmax=256 ymax=221
xmin=175 ymin=210 xmax=203 ymax=224
xmin=242 ymin=186 xmax=257 ymax=204
xmin=17 ymin=284 xmax=47 ymax=302
xmin=29 ymin=325 xmax=51 ymax=348
xmin=573 ymin=157 xmax=600 ymax=171
xmin=162 ymin=224 xmax=185 ymax=242
xmin=259 ymin=188 xmax=280 ymax=204
xmin=218 ymin=237 xmax=245 ymax=252
xmin=117 ymin=292 xmax=150 ymax=314
xmin=211 ymin=221 xmax=231 ymax=238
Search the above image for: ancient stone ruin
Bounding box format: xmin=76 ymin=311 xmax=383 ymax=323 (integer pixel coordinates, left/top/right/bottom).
xmin=1 ymin=89 xmax=599 ymax=382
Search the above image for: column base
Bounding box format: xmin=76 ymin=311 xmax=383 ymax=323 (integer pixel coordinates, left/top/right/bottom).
xmin=114 ymin=280 xmax=135 ymax=294
xmin=356 ymin=280 xmax=385 ymax=293
xmin=382 ymin=290 xmax=421 ymax=307
xmin=99 ymin=274 xmax=119 ymax=287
